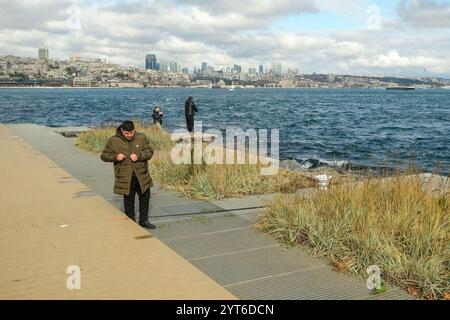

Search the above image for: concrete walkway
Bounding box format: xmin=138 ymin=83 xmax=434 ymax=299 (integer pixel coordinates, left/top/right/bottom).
xmin=4 ymin=124 xmax=413 ymax=300
xmin=0 ymin=125 xmax=235 ymax=299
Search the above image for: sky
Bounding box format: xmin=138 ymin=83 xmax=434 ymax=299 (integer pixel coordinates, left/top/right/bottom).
xmin=0 ymin=0 xmax=450 ymax=78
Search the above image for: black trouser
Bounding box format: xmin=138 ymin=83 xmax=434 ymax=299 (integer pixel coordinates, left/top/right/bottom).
xmin=123 ymin=173 xmax=150 ymax=223
xmin=186 ymin=115 xmax=194 ymax=132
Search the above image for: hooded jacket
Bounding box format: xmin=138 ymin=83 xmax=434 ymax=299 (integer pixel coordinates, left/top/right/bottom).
xmin=101 ymin=126 xmax=154 ymax=196
xmin=184 ymin=97 xmax=198 ymax=116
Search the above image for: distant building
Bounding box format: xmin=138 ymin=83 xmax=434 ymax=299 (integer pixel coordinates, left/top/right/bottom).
xmin=279 ymin=80 xmax=294 ymax=88
xmin=169 ymin=61 xmax=178 ymax=73
xmin=259 ymin=64 xmax=264 ymax=75
xmin=327 ymin=73 xmax=336 ymax=82
xmin=38 ymin=47 xmax=49 ymax=60
xmin=182 ymin=67 xmax=189 ymax=74
xmin=145 ymin=54 xmax=158 ymax=70
xmin=233 ymin=64 xmax=241 ymax=73
xmin=271 ymin=62 xmax=282 ymax=75
xmin=159 ymin=61 xmax=169 ymax=72
xmin=201 ymin=62 xmax=208 ymax=73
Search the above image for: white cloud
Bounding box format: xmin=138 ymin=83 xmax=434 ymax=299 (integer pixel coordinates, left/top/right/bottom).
xmin=355 ymin=50 xmax=446 ymax=68
xmin=0 ymin=0 xmax=70 ymax=31
xmin=178 ymin=0 xmax=318 ymax=17
xmin=0 ymin=0 xmax=449 ymax=77
xmin=398 ymin=0 xmax=450 ymax=28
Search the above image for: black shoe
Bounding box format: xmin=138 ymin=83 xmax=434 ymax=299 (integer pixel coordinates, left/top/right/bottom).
xmin=139 ymin=220 xmax=156 ymax=229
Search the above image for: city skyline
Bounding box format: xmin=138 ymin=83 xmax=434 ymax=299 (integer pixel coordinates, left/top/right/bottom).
xmin=0 ymin=1 xmax=449 ymax=78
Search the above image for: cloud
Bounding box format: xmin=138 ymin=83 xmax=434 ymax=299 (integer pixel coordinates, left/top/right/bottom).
xmin=398 ymin=0 xmax=450 ymax=28
xmin=355 ymin=50 xmax=445 ymax=68
xmin=178 ymin=0 xmax=319 ymax=18
xmin=0 ymin=0 xmax=449 ymax=77
xmin=0 ymin=0 xmax=71 ymax=32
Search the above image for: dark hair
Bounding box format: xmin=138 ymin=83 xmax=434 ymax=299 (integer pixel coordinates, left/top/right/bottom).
xmin=120 ymin=120 xmax=134 ymax=132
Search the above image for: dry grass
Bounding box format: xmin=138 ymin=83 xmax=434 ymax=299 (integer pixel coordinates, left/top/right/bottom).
xmin=256 ymin=171 xmax=450 ymax=299
xmin=76 ymin=124 xmax=315 ymax=200
xmin=76 ymin=122 xmax=172 ymax=153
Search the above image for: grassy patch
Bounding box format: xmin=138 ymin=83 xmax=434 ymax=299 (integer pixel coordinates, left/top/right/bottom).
xmin=76 ymin=124 xmax=315 ymax=200
xmin=256 ymin=172 xmax=449 ymax=299
xmin=76 ymin=122 xmax=172 ymax=153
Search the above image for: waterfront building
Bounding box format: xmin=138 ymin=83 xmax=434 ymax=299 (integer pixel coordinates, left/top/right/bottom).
xmin=279 ymin=80 xmax=295 ymax=88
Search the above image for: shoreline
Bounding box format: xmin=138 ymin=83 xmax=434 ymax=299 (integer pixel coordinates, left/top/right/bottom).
xmin=2 ymin=122 xmax=448 ymax=177
xmin=0 ymin=86 xmax=448 ymax=90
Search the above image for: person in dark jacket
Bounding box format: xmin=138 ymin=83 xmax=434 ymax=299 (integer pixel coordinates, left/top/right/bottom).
xmin=100 ymin=120 xmax=156 ymax=229
xmin=152 ymin=106 xmax=163 ymax=125
xmin=184 ymin=96 xmax=197 ymax=132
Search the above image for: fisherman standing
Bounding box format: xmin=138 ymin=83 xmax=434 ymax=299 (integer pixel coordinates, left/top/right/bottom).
xmin=184 ymin=96 xmax=197 ymax=133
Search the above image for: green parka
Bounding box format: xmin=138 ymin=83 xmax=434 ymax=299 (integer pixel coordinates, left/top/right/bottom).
xmin=101 ymin=127 xmax=154 ymax=196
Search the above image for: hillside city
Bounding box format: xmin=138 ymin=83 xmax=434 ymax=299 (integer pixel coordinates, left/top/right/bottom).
xmin=1 ymin=48 xmax=449 ymax=89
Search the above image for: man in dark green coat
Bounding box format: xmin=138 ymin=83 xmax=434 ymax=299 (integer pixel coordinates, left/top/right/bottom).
xmin=101 ymin=120 xmax=156 ymax=229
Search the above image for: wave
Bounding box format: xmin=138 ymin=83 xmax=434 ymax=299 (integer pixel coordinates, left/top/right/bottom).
xmin=282 ymin=158 xmax=350 ymax=170
xmin=282 ymin=157 xmax=398 ymax=173
xmin=281 ymin=157 xmax=448 ymax=175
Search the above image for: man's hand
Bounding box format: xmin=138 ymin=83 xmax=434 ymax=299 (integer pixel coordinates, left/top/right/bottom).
xmin=116 ymin=153 xmax=126 ymax=161
xmin=130 ymin=153 xmax=138 ymax=162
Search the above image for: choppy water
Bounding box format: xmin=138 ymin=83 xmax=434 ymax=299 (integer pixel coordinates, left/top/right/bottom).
xmin=0 ymin=87 xmax=449 ymax=173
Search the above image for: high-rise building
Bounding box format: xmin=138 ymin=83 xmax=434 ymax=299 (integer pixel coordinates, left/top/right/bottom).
xmin=145 ymin=54 xmax=158 ymax=70
xmin=233 ymin=64 xmax=241 ymax=73
xmin=271 ymin=62 xmax=282 ymax=75
xmin=276 ymin=63 xmax=282 ymax=75
xmin=38 ymin=47 xmax=49 ymax=60
xmin=327 ymin=73 xmax=336 ymax=82
xmin=169 ymin=61 xmax=178 ymax=73
xmin=182 ymin=67 xmax=189 ymax=74
xmin=201 ymin=62 xmax=208 ymax=73
xmin=259 ymin=64 xmax=264 ymax=75
xmin=159 ymin=61 xmax=169 ymax=72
